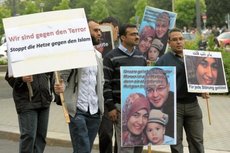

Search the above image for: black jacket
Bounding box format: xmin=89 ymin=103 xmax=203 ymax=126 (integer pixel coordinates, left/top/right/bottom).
xmin=5 ymin=71 xmax=53 ymax=113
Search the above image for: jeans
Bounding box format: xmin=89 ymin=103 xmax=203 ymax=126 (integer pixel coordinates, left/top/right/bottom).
xmin=170 ymin=101 xmax=204 ymax=153
xmin=69 ymin=109 xmax=101 ymax=153
xmin=18 ymin=107 xmax=50 ymax=153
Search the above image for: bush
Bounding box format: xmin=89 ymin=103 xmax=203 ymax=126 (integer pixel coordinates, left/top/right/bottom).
xmin=0 ymin=59 xmax=7 ymax=65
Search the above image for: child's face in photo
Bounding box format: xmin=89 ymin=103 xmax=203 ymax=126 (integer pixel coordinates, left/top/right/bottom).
xmin=146 ymin=122 xmax=165 ymax=145
xmin=127 ymin=109 xmax=149 ymax=135
xmin=148 ymin=47 xmax=159 ymax=61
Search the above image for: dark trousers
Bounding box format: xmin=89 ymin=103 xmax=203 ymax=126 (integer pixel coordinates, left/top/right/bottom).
xmin=18 ymin=107 xmax=50 ymax=153
xmin=98 ymin=108 xmax=117 ymax=153
xmin=170 ymin=101 xmax=204 ymax=153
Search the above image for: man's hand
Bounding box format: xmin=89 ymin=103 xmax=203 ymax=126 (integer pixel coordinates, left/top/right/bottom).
xmin=108 ymin=109 xmax=118 ymax=123
xmin=54 ymin=79 xmax=64 ymax=95
xmin=22 ymin=75 xmax=33 ymax=83
xmin=201 ymin=93 xmax=210 ymax=99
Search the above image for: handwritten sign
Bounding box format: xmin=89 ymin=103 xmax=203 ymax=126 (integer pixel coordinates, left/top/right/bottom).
xmin=3 ymin=8 xmax=97 ymax=77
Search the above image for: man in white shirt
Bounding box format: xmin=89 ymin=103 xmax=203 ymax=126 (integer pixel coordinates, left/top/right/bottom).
xmin=54 ymin=19 xmax=104 ymax=153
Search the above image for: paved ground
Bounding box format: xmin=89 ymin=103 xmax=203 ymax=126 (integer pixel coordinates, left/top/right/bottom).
xmin=0 ymin=71 xmax=230 ymax=153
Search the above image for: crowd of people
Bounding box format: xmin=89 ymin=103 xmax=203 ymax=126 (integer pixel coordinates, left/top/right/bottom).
xmin=5 ymin=14 xmax=211 ymax=153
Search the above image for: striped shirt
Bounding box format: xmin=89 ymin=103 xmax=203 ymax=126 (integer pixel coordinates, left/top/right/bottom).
xmin=103 ymin=44 xmax=146 ymax=112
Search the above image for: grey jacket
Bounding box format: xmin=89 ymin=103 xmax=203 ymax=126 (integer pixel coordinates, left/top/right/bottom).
xmin=60 ymin=50 xmax=104 ymax=117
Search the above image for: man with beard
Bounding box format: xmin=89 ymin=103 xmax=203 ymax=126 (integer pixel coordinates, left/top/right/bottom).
xmin=54 ymin=19 xmax=104 ymax=153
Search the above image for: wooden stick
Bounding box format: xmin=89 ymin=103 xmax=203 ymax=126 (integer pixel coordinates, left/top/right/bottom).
xmin=55 ymin=71 xmax=70 ymax=123
xmin=206 ymin=97 xmax=211 ymax=125
xmin=148 ymin=144 xmax=152 ymax=153
xmin=27 ymin=82 xmax=33 ymax=102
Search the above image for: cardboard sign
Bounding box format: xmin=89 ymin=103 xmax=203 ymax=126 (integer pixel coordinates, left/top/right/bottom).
xmin=184 ymin=50 xmax=228 ymax=93
xmin=3 ymin=8 xmax=97 ymax=77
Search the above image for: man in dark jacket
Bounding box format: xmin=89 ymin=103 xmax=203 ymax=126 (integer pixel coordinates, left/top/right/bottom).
xmin=5 ymin=71 xmax=53 ymax=153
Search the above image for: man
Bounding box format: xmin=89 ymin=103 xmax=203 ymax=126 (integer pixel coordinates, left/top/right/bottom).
xmin=103 ymin=23 xmax=146 ymax=153
xmin=98 ymin=16 xmax=119 ymax=153
xmin=155 ymin=28 xmax=207 ymax=153
xmin=5 ymin=72 xmax=53 ymax=153
xmin=155 ymin=12 xmax=170 ymax=56
xmin=144 ymin=68 xmax=175 ymax=138
xmin=54 ymin=19 xmax=104 ymax=153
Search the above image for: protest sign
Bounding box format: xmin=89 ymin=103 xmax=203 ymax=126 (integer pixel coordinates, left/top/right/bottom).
xmin=184 ymin=50 xmax=228 ymax=93
xmin=138 ymin=6 xmax=177 ymax=59
xmin=3 ymin=8 xmax=96 ymax=77
xmin=95 ymin=25 xmax=114 ymax=57
xmin=121 ymin=66 xmax=176 ymax=147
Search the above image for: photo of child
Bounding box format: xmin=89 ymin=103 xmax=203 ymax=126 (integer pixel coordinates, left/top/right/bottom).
xmin=146 ymin=109 xmax=175 ymax=145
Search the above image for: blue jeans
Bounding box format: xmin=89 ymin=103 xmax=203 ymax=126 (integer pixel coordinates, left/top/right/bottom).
xmin=170 ymin=101 xmax=204 ymax=153
xmin=18 ymin=107 xmax=50 ymax=153
xmin=69 ymin=109 xmax=101 ymax=153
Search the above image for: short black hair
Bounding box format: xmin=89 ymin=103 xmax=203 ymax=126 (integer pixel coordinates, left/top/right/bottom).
xmin=100 ymin=16 xmax=119 ymax=27
xmin=168 ymin=27 xmax=182 ymax=40
xmin=119 ymin=23 xmax=137 ymax=37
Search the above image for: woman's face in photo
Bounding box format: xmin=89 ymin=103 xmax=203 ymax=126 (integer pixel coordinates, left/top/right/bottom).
xmin=196 ymin=57 xmax=218 ymax=85
xmin=127 ymin=109 xmax=149 ymax=135
xmin=138 ymin=36 xmax=153 ymax=53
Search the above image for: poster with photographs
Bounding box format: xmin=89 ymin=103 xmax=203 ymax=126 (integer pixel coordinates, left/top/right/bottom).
xmin=120 ymin=66 xmax=176 ymax=147
xmin=184 ymin=50 xmax=228 ymax=93
xmin=95 ymin=25 xmax=114 ymax=57
xmin=138 ymin=6 xmax=177 ymax=65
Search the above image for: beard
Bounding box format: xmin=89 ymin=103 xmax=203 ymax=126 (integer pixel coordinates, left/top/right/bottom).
xmin=92 ymin=36 xmax=100 ymax=45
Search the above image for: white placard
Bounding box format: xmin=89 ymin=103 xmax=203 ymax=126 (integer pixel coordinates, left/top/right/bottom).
xmin=184 ymin=50 xmax=228 ymax=93
xmin=3 ymin=8 xmax=97 ymax=77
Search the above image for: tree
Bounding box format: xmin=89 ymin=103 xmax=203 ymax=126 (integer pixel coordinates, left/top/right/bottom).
xmin=89 ymin=0 xmax=109 ymax=21
xmin=130 ymin=0 xmax=148 ymax=26
xmin=205 ymin=0 xmax=230 ymax=27
xmin=148 ymin=0 xmax=172 ymax=11
xmin=175 ymin=0 xmax=206 ymax=29
xmin=0 ymin=6 xmax=11 ymax=35
xmin=18 ymin=0 xmax=40 ymax=15
xmin=74 ymin=0 xmax=95 ymax=17
xmin=52 ymin=0 xmax=70 ymax=10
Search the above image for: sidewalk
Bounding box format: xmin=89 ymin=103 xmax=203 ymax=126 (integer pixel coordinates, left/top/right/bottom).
xmin=0 ymin=72 xmax=230 ymax=153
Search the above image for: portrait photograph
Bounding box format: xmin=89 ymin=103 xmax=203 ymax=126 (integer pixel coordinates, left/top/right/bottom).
xmin=120 ymin=66 xmax=176 ymax=147
xmin=184 ymin=50 xmax=228 ymax=93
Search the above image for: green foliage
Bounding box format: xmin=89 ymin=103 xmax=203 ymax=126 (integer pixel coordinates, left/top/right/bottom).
xmin=0 ymin=6 xmax=11 ymax=34
xmin=73 ymin=0 xmax=95 ymax=17
xmin=107 ymin=0 xmax=138 ymax=24
xmin=18 ymin=0 xmax=40 ymax=15
xmin=89 ymin=0 xmax=109 ymax=21
xmin=205 ymin=0 xmax=230 ymax=27
xmin=52 ymin=0 xmax=70 ymax=10
xmin=148 ymin=0 xmax=172 ymax=11
xmin=184 ymin=33 xmax=200 ymax=50
xmin=175 ymin=0 xmax=206 ymax=29
xmin=129 ymin=0 xmax=147 ymax=25
xmin=0 ymin=59 xmax=7 ymax=65
xmin=222 ymin=51 xmax=230 ymax=93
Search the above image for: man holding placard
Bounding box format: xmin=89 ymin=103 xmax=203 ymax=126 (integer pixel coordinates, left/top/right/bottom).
xmin=155 ymin=28 xmax=208 ymax=153
xmin=5 ymin=71 xmax=53 ymax=153
xmin=54 ymin=19 xmax=104 ymax=153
